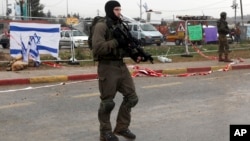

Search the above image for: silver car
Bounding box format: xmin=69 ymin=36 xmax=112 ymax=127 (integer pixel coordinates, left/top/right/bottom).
xmin=59 ymin=30 xmax=88 ymax=48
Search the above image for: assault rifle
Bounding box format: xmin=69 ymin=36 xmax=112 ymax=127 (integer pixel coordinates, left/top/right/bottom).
xmin=113 ymin=23 xmax=154 ymax=64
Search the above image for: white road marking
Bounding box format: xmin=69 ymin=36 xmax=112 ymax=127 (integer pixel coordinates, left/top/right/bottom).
xmin=0 ymin=102 xmax=34 ymax=110
xmin=142 ymin=82 xmax=182 ymax=89
xmin=0 ymin=80 xmax=97 ymax=93
xmin=72 ymin=93 xmax=100 ymax=98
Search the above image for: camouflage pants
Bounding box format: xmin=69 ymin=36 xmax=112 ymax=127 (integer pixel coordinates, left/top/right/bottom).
xmin=97 ymin=60 xmax=138 ymax=134
xmin=218 ymin=34 xmax=230 ymax=55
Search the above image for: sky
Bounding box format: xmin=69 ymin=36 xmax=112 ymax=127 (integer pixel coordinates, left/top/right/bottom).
xmin=1 ymin=0 xmax=250 ymax=21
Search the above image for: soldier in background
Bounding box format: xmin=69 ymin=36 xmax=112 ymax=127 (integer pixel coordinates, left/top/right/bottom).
xmin=217 ymin=12 xmax=233 ymax=62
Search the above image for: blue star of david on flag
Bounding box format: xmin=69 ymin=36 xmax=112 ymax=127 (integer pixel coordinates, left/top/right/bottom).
xmin=9 ymin=22 xmax=61 ymax=61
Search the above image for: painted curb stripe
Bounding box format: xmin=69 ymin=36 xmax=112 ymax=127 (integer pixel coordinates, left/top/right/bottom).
xmin=154 ymin=70 xmax=163 ymax=73
xmin=162 ymin=68 xmax=187 ymax=74
xmin=68 ymin=74 xmax=98 ymax=81
xmin=187 ymin=67 xmax=211 ymax=73
xmin=0 ymin=78 xmax=30 ymax=86
xmin=1 ymin=64 xmax=250 ymax=86
xmin=232 ymin=64 xmax=250 ymax=70
xmin=29 ymin=75 xmax=68 ymax=84
xmin=211 ymin=66 xmax=225 ymax=71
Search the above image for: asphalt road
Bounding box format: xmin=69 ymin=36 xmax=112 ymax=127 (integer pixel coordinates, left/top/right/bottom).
xmin=0 ymin=69 xmax=250 ymax=141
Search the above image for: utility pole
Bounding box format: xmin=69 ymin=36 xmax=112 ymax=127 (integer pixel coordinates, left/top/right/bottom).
xmin=140 ymin=0 xmax=142 ymax=21
xmin=231 ymin=0 xmax=238 ymax=25
xmin=2 ymin=0 xmax=4 ymax=16
xmin=97 ymin=9 xmax=100 ymax=16
xmin=6 ymin=0 xmax=9 ymax=17
xmin=240 ymin=0 xmax=243 ymax=26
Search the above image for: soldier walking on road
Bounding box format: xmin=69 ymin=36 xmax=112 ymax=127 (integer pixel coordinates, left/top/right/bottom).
xmin=92 ymin=1 xmax=139 ymax=141
xmin=217 ymin=12 xmax=233 ymax=62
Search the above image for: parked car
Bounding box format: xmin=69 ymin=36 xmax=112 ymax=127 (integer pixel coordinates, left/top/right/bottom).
xmin=59 ymin=30 xmax=88 ymax=48
xmin=128 ymin=23 xmax=164 ymax=46
xmin=0 ymin=33 xmax=10 ymax=48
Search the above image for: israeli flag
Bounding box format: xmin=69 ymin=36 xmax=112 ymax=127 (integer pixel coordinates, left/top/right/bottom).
xmin=10 ymin=22 xmax=60 ymax=62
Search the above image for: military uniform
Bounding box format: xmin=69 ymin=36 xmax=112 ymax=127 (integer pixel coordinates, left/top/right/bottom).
xmin=92 ymin=1 xmax=138 ymax=141
xmin=217 ymin=12 xmax=232 ymax=62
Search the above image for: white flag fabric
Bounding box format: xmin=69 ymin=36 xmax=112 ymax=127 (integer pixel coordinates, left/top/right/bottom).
xmin=9 ymin=22 xmax=60 ymax=62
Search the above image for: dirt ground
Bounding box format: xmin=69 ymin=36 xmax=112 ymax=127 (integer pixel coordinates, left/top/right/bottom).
xmin=0 ymin=52 xmax=60 ymax=71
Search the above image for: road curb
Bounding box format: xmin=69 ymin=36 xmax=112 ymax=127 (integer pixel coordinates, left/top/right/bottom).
xmin=0 ymin=78 xmax=30 ymax=86
xmin=161 ymin=65 xmax=226 ymax=74
xmin=231 ymin=64 xmax=250 ymax=70
xmin=67 ymin=74 xmax=98 ymax=81
xmin=0 ymin=64 xmax=250 ymax=86
xmin=29 ymin=75 xmax=68 ymax=84
xmin=0 ymin=73 xmax=99 ymax=86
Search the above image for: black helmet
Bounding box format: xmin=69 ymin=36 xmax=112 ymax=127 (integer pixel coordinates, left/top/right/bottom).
xmin=220 ymin=12 xmax=227 ymax=18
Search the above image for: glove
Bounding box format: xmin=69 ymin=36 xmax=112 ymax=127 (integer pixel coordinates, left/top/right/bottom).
xmin=131 ymin=37 xmax=141 ymax=45
xmin=113 ymin=28 xmax=128 ymax=48
xmin=130 ymin=52 xmax=141 ymax=63
xmin=115 ymin=38 xmax=128 ymax=48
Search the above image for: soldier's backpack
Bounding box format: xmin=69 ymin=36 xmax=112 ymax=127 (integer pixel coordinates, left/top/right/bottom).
xmin=87 ymin=16 xmax=107 ymax=50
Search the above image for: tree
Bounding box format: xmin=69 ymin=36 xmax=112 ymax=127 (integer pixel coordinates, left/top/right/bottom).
xmin=30 ymin=0 xmax=45 ymax=18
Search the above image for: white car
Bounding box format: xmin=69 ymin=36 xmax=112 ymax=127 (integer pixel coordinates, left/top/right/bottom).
xmin=59 ymin=30 xmax=88 ymax=48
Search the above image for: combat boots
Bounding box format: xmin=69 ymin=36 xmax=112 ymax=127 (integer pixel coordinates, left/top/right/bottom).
xmin=224 ymin=54 xmax=233 ymax=62
xmin=100 ymin=132 xmax=119 ymax=141
xmin=114 ymin=129 xmax=136 ymax=140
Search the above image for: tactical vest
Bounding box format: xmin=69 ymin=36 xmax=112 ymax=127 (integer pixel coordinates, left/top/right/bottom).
xmin=94 ymin=21 xmax=127 ymax=61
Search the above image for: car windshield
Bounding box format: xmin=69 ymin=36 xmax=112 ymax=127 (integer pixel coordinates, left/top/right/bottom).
xmin=140 ymin=24 xmax=157 ymax=31
xmin=72 ymin=30 xmax=87 ymax=36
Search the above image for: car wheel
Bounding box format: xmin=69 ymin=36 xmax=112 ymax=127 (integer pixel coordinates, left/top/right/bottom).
xmin=2 ymin=43 xmax=9 ymax=49
xmin=175 ymin=40 xmax=181 ymax=45
xmin=156 ymin=43 xmax=161 ymax=46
